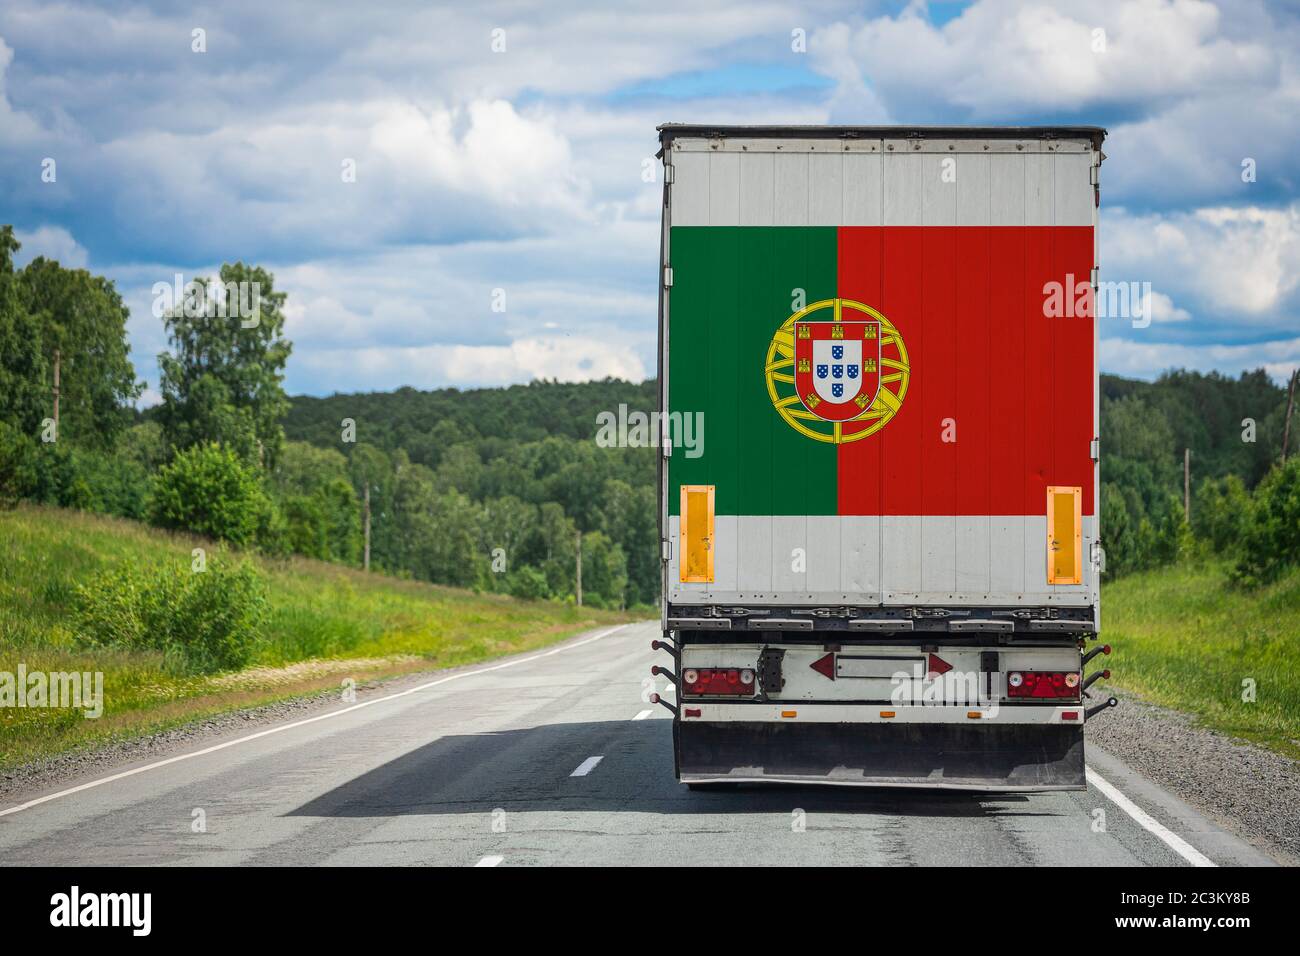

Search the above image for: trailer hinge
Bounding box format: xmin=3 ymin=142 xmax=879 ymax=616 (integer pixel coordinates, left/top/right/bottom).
xmin=1090 ymin=266 xmax=1099 ymax=289
xmin=1090 ymin=164 xmax=1100 ymax=186
xmin=664 ymin=164 xmax=674 ymax=184
xmin=1090 ymin=438 xmax=1100 ymax=461
xmin=663 ymin=266 xmax=673 ymax=288
xmin=661 ymin=538 xmax=672 ymax=562
xmin=1091 ymin=541 xmax=1106 ymax=573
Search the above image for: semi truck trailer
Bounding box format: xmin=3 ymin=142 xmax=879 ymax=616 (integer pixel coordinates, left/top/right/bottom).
xmin=651 ymin=124 xmax=1115 ymax=791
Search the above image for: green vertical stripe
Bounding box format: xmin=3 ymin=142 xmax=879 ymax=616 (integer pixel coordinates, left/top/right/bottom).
xmin=668 ymin=226 xmax=839 ymax=516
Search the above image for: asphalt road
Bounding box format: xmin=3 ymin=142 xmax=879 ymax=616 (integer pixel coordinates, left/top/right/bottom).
xmin=0 ymin=621 xmax=1274 ymax=866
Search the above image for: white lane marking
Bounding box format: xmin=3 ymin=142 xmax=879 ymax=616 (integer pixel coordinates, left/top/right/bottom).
xmin=1086 ymin=766 xmax=1216 ymax=867
xmin=475 ymin=856 xmax=504 ymax=867
xmin=570 ymin=756 xmax=604 ymax=777
xmin=632 ymin=709 xmax=653 ymax=720
xmin=0 ymin=624 xmax=634 ymax=818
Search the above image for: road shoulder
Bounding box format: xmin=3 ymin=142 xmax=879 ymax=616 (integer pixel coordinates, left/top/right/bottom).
xmin=1086 ymin=690 xmax=1298 ymax=865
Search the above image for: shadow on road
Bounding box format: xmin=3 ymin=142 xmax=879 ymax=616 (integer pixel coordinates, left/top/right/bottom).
xmin=288 ymin=719 xmax=1045 ymax=819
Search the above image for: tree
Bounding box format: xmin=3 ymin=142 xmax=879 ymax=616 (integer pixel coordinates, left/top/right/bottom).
xmin=0 ymin=228 xmax=48 ymax=439
xmin=20 ymin=257 xmax=141 ymax=448
xmin=156 ymin=263 xmax=292 ymax=467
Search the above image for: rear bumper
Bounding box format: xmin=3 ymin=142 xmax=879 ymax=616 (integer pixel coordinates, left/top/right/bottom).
xmin=676 ymin=720 xmax=1085 ymax=792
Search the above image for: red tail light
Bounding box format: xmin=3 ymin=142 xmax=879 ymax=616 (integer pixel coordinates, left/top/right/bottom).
xmin=683 ymin=666 xmax=756 ymax=697
xmin=1006 ymin=671 xmax=1081 ymax=700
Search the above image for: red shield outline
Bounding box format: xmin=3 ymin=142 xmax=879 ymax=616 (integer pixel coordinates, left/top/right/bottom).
xmin=793 ymin=321 xmax=881 ymax=422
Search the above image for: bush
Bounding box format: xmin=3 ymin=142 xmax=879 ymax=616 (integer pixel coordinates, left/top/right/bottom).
xmin=149 ymin=443 xmax=272 ymax=545
xmin=0 ymin=420 xmax=37 ymax=506
xmin=75 ymin=554 xmax=269 ymax=672
xmin=506 ymin=565 xmax=549 ymax=600
xmin=1232 ymin=459 xmax=1300 ymax=588
xmin=1193 ymin=474 xmax=1250 ymax=554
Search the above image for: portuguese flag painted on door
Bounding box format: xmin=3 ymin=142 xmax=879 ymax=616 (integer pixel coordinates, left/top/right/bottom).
xmin=667 ymin=225 xmax=1096 ymax=519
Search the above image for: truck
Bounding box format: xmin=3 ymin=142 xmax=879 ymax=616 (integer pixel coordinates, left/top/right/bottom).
xmin=650 ymin=124 xmax=1115 ymax=791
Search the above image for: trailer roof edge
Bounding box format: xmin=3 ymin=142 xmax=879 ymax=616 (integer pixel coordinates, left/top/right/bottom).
xmin=657 ymin=124 xmax=1107 ymax=150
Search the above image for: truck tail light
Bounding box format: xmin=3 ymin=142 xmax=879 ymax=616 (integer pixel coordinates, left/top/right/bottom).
xmin=683 ymin=667 xmax=756 ymax=697
xmin=1006 ymin=671 xmax=1081 ymax=700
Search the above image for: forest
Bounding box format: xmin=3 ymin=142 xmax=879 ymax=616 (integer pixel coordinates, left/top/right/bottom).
xmin=1 ymin=227 xmax=1297 ymax=609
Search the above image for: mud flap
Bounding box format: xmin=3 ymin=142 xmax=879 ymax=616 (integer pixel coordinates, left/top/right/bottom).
xmin=677 ymin=721 xmax=1085 ymax=792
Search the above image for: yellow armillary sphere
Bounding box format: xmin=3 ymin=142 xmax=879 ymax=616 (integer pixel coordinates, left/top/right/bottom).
xmin=765 ymin=297 xmax=910 ymax=444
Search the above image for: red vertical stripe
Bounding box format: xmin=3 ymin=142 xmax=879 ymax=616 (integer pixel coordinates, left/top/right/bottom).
xmin=836 ymin=225 xmax=1093 ymax=516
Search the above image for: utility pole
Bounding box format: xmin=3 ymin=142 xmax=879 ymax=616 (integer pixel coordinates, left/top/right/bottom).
xmin=52 ymin=348 xmax=60 ymax=434
xmin=575 ymin=529 xmax=583 ymax=607
xmin=1284 ymin=369 xmax=1294 ymax=465
xmin=363 ymin=483 xmax=371 ymax=572
xmin=1184 ymin=447 xmax=1191 ymax=523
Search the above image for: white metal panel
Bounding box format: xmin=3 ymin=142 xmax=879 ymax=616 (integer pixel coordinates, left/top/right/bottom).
xmin=842 ymin=152 xmax=883 ymax=225
xmin=882 ymin=151 xmax=922 ymax=226
xmin=841 ymin=515 xmax=881 ymax=596
xmin=672 ymin=516 xmax=1094 ymax=604
xmin=710 ymin=514 xmax=738 ymax=593
xmin=707 ymin=151 xmax=740 ymax=226
xmin=736 ymin=514 xmax=773 ymax=594
xmin=989 ymin=152 xmax=1026 ymax=226
xmin=956 ymin=152 xmax=991 ymax=226
xmin=921 ymin=153 xmax=957 ymax=226
xmin=1053 ymin=151 xmax=1093 ymax=227
xmin=921 ymin=515 xmax=956 ymax=594
xmin=881 ymin=515 xmax=923 ymax=597
xmin=806 ymin=515 xmax=842 ymax=592
xmin=954 ymin=516 xmax=991 ymax=593
xmin=808 ymin=152 xmax=843 ymax=224
xmin=989 ymin=516 xmax=1026 ymax=596
xmin=773 ymin=152 xmax=810 ymax=225
xmin=1024 ymin=514 xmax=1048 ymax=598
xmin=667 ymin=139 xmax=1094 ymax=227
xmin=1025 ymin=152 xmax=1053 ymax=227
xmin=770 ymin=515 xmax=808 ymax=593
xmin=738 ymin=150 xmax=775 ymax=226
xmin=671 ymin=151 xmax=710 ymax=226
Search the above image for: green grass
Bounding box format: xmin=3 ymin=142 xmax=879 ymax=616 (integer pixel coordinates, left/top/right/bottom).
xmin=0 ymin=504 xmax=637 ymax=771
xmin=1103 ymin=560 xmax=1300 ymax=759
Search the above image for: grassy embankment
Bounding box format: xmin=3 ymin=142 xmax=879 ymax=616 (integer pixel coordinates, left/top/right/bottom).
xmin=1102 ymin=560 xmax=1300 ymax=759
xmin=0 ymin=504 xmax=637 ymax=771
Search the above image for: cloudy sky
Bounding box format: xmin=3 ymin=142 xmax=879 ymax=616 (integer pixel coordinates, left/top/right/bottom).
xmin=1 ymin=0 xmax=1297 ymax=401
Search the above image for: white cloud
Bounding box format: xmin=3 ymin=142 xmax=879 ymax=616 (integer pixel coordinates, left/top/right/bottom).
xmin=1100 ymin=333 xmax=1300 ymax=382
xmin=1105 ymin=203 xmax=1300 ymax=319
xmin=12 ymin=225 xmax=88 ymax=268
xmin=297 ymin=335 xmax=647 ymax=391
xmin=812 ymin=0 xmax=1276 ymax=117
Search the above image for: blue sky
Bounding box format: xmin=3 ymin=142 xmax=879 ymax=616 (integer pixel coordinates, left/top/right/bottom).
xmin=0 ymin=0 xmax=1297 ymax=401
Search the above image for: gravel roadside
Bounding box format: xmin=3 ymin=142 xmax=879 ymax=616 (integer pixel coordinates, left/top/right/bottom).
xmin=1086 ymin=688 xmax=1300 ymax=865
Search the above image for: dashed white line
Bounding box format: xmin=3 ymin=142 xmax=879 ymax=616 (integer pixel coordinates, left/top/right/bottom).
xmin=1086 ymin=766 xmax=1215 ymax=867
xmin=632 ymin=709 xmax=653 ymax=720
xmin=0 ymin=624 xmax=632 ymax=818
xmin=570 ymin=756 xmax=605 ymax=777
xmin=474 ymin=855 xmax=504 ymax=867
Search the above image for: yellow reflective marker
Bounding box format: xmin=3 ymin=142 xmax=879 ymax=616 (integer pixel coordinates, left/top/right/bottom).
xmin=1047 ymin=485 xmax=1082 ymax=585
xmin=679 ymin=484 xmax=715 ymax=583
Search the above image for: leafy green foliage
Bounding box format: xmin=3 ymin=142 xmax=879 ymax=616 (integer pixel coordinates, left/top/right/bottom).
xmin=156 ymin=264 xmax=292 ymax=467
xmin=74 ymin=554 xmax=269 ymax=673
xmin=149 ymin=443 xmax=272 ymax=546
xmin=1231 ymin=460 xmax=1300 ymax=587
